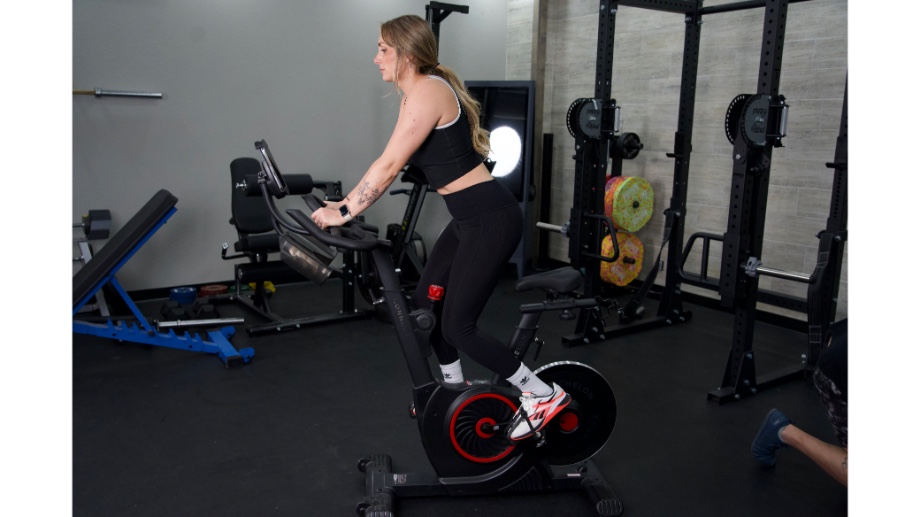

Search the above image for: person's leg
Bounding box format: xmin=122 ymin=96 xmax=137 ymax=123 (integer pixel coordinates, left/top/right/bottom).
xmin=414 ymin=212 xmax=545 ymax=389
xmin=752 ymin=364 xmax=848 ymax=488
xmin=437 ymin=201 xmax=523 ymax=379
xmin=779 ymin=424 xmax=848 ymax=486
xmin=753 ymin=320 xmax=848 ymax=485
xmin=814 ymin=328 xmax=848 ymax=451
xmin=803 ymin=343 xmax=848 ymax=486
xmin=414 ymin=220 xmax=463 ymax=383
xmin=435 ymin=191 xmax=569 ymax=439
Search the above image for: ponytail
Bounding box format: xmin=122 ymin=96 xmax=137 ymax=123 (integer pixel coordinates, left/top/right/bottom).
xmin=431 ymin=64 xmax=490 ymax=159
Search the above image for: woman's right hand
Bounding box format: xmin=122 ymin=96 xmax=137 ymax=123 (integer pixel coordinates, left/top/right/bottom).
xmin=311 ymin=206 xmax=346 ymax=230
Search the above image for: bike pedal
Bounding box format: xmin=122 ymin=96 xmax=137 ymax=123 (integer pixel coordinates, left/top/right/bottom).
xmin=534 ymin=432 xmax=547 ymax=447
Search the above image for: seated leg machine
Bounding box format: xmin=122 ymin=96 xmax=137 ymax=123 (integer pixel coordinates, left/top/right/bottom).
xmin=210 ymin=156 xmax=373 ymax=337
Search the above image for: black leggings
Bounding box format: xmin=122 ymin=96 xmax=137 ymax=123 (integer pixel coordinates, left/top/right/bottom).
xmin=413 ymin=180 xmax=523 ymax=379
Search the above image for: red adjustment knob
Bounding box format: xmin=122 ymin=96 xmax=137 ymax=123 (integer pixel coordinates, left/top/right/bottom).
xmin=428 ymin=284 xmax=445 ymax=301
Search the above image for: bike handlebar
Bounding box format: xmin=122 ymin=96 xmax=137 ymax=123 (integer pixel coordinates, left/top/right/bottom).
xmin=283 ymin=195 xmax=380 ymax=252
xmin=251 ymin=139 xmax=384 ymax=253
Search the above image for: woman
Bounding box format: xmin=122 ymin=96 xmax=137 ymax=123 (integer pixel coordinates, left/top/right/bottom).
xmin=310 ymin=14 xmax=568 ymax=441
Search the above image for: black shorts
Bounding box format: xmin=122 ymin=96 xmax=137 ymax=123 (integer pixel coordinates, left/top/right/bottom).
xmin=814 ymin=319 xmax=847 ymax=448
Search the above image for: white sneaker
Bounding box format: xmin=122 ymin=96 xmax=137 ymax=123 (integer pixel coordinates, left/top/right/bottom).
xmin=508 ymin=383 xmax=571 ymax=441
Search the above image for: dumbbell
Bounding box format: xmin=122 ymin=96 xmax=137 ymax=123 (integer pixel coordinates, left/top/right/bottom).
xmin=74 ymin=209 xmax=112 ymax=240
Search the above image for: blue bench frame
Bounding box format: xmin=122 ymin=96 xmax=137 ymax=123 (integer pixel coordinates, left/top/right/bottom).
xmin=73 ymin=189 xmax=254 ymax=367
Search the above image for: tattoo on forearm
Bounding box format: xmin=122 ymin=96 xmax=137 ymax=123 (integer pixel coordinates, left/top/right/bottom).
xmin=356 ymin=181 xmax=382 ymax=207
xmin=842 ymin=455 xmax=848 ymax=472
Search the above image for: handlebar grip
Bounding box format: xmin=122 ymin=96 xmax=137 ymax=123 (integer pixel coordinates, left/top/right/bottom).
xmin=302 ymin=194 xmax=324 ymax=211
xmin=285 ymin=207 xmax=378 ymax=251
xmin=301 ymin=194 xmax=379 ymax=234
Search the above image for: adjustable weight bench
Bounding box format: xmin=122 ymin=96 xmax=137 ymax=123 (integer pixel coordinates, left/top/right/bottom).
xmin=72 ymin=189 xmax=255 ymax=367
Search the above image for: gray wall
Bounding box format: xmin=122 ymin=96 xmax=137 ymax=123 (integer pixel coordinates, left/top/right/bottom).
xmin=505 ymin=0 xmax=847 ymax=321
xmin=73 ymin=0 xmax=509 ymax=291
xmin=74 ymin=0 xmax=848 ymax=322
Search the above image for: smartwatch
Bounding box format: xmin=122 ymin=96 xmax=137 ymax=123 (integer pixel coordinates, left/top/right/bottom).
xmin=339 ymin=204 xmax=354 ymax=222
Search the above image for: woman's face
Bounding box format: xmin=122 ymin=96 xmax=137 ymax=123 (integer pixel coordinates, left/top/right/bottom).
xmin=374 ymin=36 xmax=399 ymax=83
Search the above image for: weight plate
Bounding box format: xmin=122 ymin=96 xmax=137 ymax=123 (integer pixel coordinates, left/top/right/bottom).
xmin=534 ymin=361 xmax=616 ymax=466
xmin=614 ymin=132 xmax=642 ymax=160
xmin=740 ymin=94 xmax=771 ymax=148
xmin=604 ymin=176 xmax=654 ymax=232
xmin=567 ymin=99 xmax=585 ymax=138
xmin=198 ymin=284 xmax=228 ymax=298
xmin=567 ymin=98 xmax=602 ymax=140
xmin=600 ymin=233 xmax=644 ymax=287
xmin=169 ymin=286 xmax=197 ymax=305
xmin=724 ymin=94 xmax=752 ymax=144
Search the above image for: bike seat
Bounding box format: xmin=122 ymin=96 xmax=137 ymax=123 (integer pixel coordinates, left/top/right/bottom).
xmin=515 ymin=267 xmax=582 ymax=294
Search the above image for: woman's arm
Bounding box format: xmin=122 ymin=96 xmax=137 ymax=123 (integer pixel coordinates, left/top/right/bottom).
xmin=311 ymin=81 xmax=445 ymax=228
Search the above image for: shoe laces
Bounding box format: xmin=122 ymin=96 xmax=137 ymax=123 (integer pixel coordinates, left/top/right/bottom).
xmin=518 ymin=392 xmax=539 ymax=414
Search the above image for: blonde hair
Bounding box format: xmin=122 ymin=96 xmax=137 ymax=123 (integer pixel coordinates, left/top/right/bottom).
xmin=380 ymin=15 xmax=490 ymax=158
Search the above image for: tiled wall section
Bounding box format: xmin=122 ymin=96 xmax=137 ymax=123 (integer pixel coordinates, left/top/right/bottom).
xmin=507 ymin=0 xmax=536 ymax=80
xmin=506 ymin=0 xmax=847 ymax=320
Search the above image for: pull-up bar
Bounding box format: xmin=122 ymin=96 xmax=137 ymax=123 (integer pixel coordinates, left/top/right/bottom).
xmin=425 ymin=2 xmax=469 ymax=43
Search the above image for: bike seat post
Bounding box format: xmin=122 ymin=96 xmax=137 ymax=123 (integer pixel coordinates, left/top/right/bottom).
xmin=508 ymin=309 xmax=544 ymax=360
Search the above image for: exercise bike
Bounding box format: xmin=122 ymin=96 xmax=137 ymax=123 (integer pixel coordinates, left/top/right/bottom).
xmin=251 ymin=140 xmax=623 ymax=517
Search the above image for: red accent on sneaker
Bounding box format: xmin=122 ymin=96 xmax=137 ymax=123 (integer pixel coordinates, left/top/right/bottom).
xmin=510 ymin=384 xmax=572 ymax=441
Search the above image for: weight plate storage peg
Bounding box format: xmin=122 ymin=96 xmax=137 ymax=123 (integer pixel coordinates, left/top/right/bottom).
xmin=613 ymin=132 xmax=643 ymax=160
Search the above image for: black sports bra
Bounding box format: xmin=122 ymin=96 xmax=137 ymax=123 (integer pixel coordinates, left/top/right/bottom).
xmin=407 ymin=76 xmax=484 ymax=189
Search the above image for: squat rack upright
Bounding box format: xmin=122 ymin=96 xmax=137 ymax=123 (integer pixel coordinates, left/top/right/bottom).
xmin=563 ymin=0 xmax=845 ymax=402
xmin=565 ymin=0 xmax=708 ymax=345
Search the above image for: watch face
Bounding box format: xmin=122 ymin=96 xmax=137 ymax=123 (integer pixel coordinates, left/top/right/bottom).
xmin=340 ymin=205 xmax=349 ymax=216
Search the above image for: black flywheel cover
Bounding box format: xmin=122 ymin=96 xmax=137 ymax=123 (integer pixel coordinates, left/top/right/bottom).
xmin=534 ymin=361 xmax=617 ymax=466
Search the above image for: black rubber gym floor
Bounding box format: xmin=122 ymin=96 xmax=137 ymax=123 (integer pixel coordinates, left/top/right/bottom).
xmin=72 ymin=272 xmax=847 ymax=516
